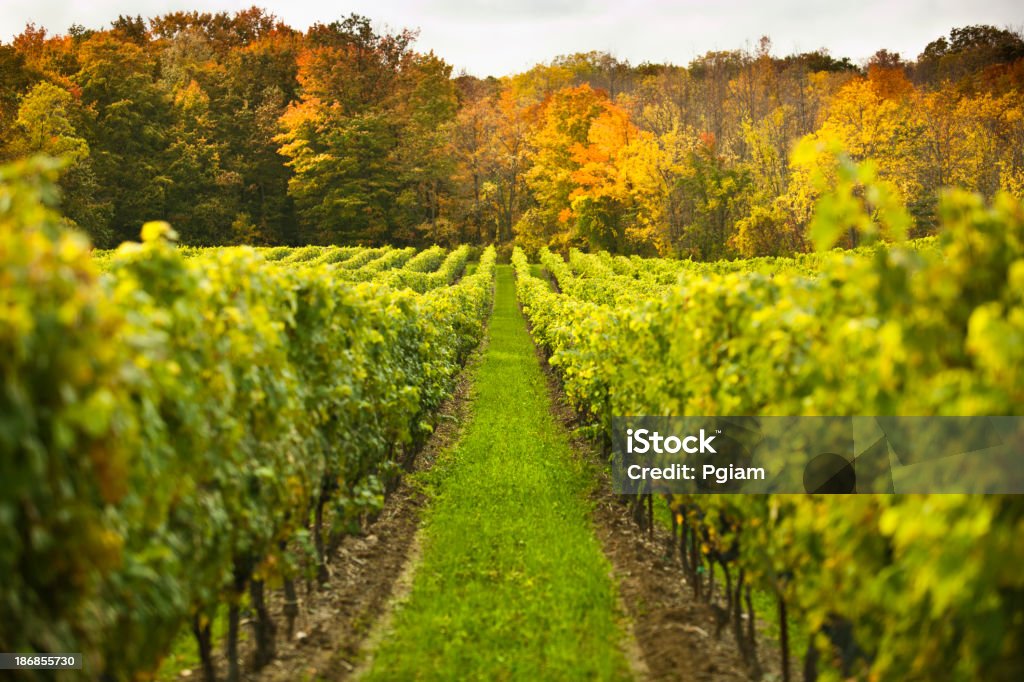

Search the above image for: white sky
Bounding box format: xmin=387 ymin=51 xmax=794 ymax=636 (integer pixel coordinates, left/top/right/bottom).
xmin=2 ymin=1 xmax=1022 ymax=77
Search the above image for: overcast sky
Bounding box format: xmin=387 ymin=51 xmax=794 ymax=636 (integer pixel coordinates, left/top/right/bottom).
xmin=2 ymin=1 xmax=1022 ymax=77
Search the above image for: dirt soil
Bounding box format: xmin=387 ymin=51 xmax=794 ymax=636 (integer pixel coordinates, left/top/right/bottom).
xmin=587 ymin=469 xmax=765 ymax=682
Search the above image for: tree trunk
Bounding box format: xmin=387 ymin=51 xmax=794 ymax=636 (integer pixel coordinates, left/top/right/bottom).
xmin=226 ymin=601 xmax=240 ymax=682
xmin=192 ymin=612 xmax=217 ymax=682
xmin=250 ymin=579 xmax=276 ymax=670
xmin=314 ymin=496 xmax=328 ymax=584
xmin=283 ymin=577 xmax=299 ymax=639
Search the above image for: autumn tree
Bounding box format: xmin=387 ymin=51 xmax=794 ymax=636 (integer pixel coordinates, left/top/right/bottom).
xmin=277 ymin=15 xmax=459 ymax=244
xmin=917 ymin=25 xmax=1024 ymax=86
xmin=220 ymin=29 xmax=300 ymax=243
xmin=0 ymin=45 xmax=36 ymax=149
xmin=1 ymin=11 xmax=1021 ymax=255
xmin=782 ymin=67 xmax=928 ymax=228
xmin=446 ymin=85 xmax=532 ymax=244
xmin=277 ymin=19 xmax=402 ymax=243
xmin=11 ymin=24 xmax=79 ymax=85
xmin=567 ymin=98 xmax=638 ymax=251
xmin=518 ymin=84 xmax=610 ymax=250
xmin=391 ymin=52 xmax=458 ymax=243
xmin=445 ymin=85 xmax=497 ymax=243
xmin=7 ymin=81 xmax=112 ymax=243
xmin=673 ymin=133 xmax=751 ymax=258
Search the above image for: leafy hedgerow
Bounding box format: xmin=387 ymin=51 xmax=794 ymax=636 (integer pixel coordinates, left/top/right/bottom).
xmin=0 ymin=156 xmax=496 ymax=680
xmin=513 ymin=169 xmax=1024 ymax=680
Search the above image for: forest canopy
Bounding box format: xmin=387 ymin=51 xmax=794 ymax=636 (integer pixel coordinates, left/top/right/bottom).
xmin=1 ymin=7 xmax=1022 ymax=258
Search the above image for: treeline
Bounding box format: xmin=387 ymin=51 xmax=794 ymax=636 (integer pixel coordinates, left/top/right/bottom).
xmin=1 ymin=8 xmax=1022 ymax=256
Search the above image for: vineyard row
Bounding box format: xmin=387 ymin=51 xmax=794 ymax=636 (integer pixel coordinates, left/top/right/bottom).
xmin=513 ymin=190 xmax=1024 ymax=680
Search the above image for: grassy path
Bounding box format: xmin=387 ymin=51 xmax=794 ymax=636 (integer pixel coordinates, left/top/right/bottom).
xmin=363 ymin=265 xmax=631 ymax=680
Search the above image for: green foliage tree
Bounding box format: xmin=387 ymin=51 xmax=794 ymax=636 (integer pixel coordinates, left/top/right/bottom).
xmin=7 ymin=82 xmax=112 ymax=244
xmin=75 ymin=34 xmax=171 ymax=244
xmin=918 ymin=25 xmax=1024 ymax=85
xmin=0 ymin=45 xmax=36 ymax=146
xmin=220 ymin=30 xmax=300 ymax=243
xmin=277 ymin=15 xmax=459 ymax=245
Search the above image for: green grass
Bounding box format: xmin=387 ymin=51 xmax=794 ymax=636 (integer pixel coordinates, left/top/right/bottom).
xmin=155 ymin=602 xmax=247 ymax=681
xmin=364 ymin=266 xmax=630 ymax=681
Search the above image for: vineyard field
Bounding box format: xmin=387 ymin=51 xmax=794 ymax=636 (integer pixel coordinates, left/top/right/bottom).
xmin=3 ymin=159 xmax=1024 ymax=682
xmin=3 ymin=2 xmax=1024 ymax=679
